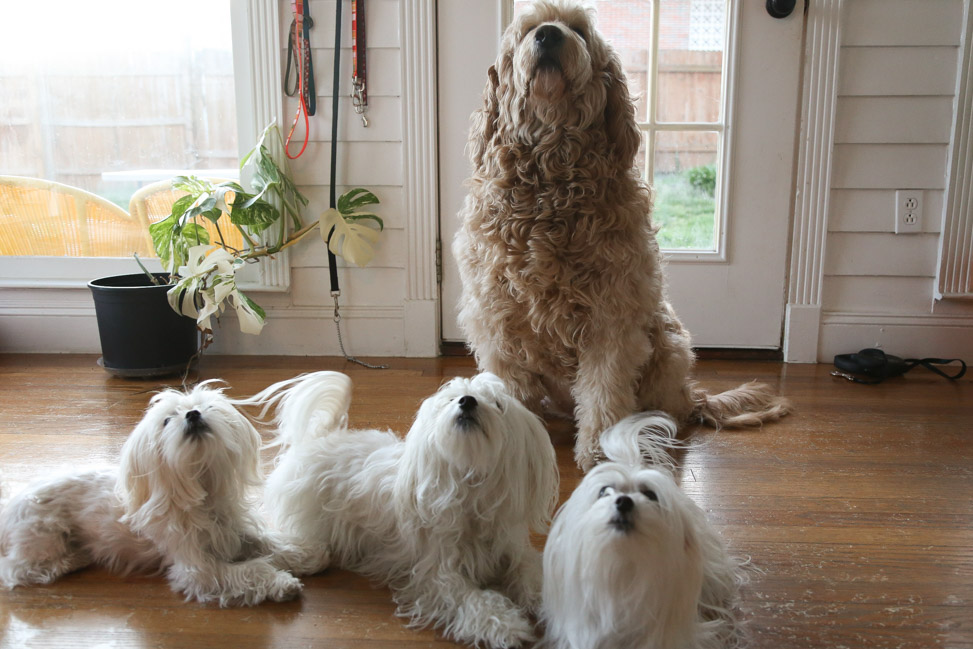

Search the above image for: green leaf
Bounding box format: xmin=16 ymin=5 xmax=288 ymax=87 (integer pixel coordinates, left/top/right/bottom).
xmin=200 ymin=207 xmax=223 ymax=224
xmin=337 ymin=188 xmax=380 ymax=214
xmin=150 ymin=215 xmax=211 ymax=273
xmin=237 ymin=290 xmax=266 ymax=322
xmin=246 ymin=145 xmax=281 ymax=199
xmin=232 ymin=289 xmax=266 ymax=335
xmin=149 ymin=216 xmax=178 ymax=270
xmin=343 ymin=212 xmax=384 ymax=230
xmin=193 ymin=195 xmax=218 ymax=213
xmin=172 ymin=175 xmax=213 ymax=195
xmin=169 ymin=194 xmax=195 ymax=220
xmin=229 ymin=197 xmax=277 ymax=234
xmin=180 ymin=222 xmax=211 ymax=248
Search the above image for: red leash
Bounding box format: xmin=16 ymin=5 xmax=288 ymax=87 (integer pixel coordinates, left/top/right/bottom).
xmin=285 ymin=0 xmax=314 ymax=158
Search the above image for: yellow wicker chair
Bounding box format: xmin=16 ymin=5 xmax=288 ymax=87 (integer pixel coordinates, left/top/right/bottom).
xmin=129 ymin=178 xmax=246 ymax=253
xmin=0 ymin=175 xmax=154 ymax=257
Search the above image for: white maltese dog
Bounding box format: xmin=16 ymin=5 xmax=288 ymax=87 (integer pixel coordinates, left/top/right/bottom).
xmin=253 ymin=371 xmax=559 ymax=648
xmin=541 ymin=413 xmax=745 ymax=649
xmin=0 ymin=381 xmax=301 ymax=607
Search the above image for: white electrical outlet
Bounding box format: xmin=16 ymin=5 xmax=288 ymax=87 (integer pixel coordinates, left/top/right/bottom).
xmin=895 ymin=189 xmax=923 ymax=234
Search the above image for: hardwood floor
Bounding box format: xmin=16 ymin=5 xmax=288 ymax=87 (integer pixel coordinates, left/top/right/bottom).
xmin=0 ymin=353 xmax=970 ymax=648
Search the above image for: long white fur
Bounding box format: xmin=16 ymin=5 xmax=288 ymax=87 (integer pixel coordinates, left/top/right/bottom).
xmin=259 ymin=371 xmax=559 ymax=648
xmin=0 ymin=381 xmax=301 ymax=606
xmin=243 ymin=370 xmax=354 ymax=447
xmin=541 ymin=413 xmax=745 ymax=649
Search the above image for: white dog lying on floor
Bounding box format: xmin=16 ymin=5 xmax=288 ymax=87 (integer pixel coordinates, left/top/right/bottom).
xmin=0 ymin=381 xmax=301 ymax=607
xmin=252 ymin=371 xmax=559 ymax=648
xmin=541 ymin=413 xmax=746 ymax=649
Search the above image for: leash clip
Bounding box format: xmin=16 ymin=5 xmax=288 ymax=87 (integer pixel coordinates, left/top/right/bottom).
xmin=351 ymin=78 xmax=369 ymax=127
xmin=332 ymin=291 xmax=341 ymax=323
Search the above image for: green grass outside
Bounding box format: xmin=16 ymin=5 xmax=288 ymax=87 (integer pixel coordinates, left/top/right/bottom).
xmin=652 ymin=171 xmax=717 ymax=251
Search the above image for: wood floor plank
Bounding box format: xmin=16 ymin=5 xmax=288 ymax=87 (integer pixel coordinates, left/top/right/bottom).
xmin=0 ymin=353 xmax=971 ymax=648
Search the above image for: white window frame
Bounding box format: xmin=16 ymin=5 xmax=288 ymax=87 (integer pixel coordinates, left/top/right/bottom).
xmin=639 ymin=0 xmax=738 ymax=262
xmin=0 ymin=0 xmax=287 ymax=292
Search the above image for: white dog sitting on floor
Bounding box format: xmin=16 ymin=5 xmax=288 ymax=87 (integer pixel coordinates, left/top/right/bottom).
xmin=0 ymin=381 xmax=301 ymax=607
xmin=541 ymin=413 xmax=746 ymax=649
xmin=253 ymin=371 xmax=559 ymax=648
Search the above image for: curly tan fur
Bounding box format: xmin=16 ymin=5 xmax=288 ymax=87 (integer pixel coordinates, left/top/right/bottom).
xmin=453 ymin=0 xmax=791 ymax=470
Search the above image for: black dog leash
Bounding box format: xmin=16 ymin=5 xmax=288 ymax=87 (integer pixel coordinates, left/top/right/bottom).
xmin=326 ymin=0 xmax=385 ymax=370
xmin=832 ymin=348 xmax=967 ymax=384
xmin=284 ymin=2 xmax=315 ymax=115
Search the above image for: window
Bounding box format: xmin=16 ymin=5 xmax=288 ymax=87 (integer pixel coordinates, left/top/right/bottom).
xmin=512 ymin=0 xmax=731 ymax=253
xmin=0 ymin=0 xmax=285 ymax=292
xmin=0 ymin=0 xmax=238 ymax=259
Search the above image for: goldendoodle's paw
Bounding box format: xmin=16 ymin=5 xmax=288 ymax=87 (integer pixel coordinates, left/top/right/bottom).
xmin=573 ymin=442 xmax=604 ymax=472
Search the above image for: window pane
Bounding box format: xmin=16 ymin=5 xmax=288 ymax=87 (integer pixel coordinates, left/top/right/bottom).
xmin=658 ymin=0 xmax=724 ymax=123
xmin=594 ymin=4 xmax=653 ymax=123
xmin=0 ymin=0 xmax=236 ymax=257
xmin=653 ymin=130 xmax=718 ymax=251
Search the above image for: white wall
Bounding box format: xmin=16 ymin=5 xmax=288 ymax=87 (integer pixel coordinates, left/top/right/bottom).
xmin=815 ymin=0 xmax=973 ymax=361
xmin=207 ymin=0 xmax=412 ymax=357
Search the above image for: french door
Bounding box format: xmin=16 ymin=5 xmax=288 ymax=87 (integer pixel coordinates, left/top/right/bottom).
xmin=438 ymin=0 xmax=804 ymax=348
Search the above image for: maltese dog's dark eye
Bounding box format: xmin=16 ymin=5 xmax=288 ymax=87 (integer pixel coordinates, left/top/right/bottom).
xmin=640 ymin=487 xmax=658 ymax=502
xmin=571 ymin=26 xmax=585 ymax=39
xmin=164 ymin=417 xmax=172 ymax=426
xmin=598 ymin=486 xmax=612 ymax=498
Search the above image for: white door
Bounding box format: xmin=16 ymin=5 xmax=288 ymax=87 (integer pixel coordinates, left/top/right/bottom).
xmin=438 ymin=0 xmax=804 ymax=348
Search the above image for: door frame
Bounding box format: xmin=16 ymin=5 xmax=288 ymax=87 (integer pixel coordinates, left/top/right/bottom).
xmin=783 ymin=0 xmax=843 ymax=362
xmin=431 ymin=0 xmax=842 ymax=360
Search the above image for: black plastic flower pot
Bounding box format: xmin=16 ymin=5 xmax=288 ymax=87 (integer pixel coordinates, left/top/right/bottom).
xmin=88 ymin=273 xmax=199 ymax=378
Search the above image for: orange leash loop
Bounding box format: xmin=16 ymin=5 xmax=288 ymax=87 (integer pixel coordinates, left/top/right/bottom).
xmin=285 ymin=1 xmax=310 ymax=159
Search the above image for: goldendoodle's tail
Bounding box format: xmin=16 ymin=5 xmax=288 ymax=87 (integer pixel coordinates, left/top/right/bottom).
xmin=692 ymin=381 xmax=792 ymax=428
xmin=241 ymin=371 xmax=353 ymax=448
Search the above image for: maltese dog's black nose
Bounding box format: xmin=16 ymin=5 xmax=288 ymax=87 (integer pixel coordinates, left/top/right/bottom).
xmin=456 ymin=396 xmax=479 ymax=431
xmin=609 ymin=495 xmax=635 ymax=532
xmin=184 ymin=409 xmax=205 ymax=436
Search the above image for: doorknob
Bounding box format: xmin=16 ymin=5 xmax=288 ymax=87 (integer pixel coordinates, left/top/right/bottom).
xmin=767 ymin=0 xmax=798 ymax=18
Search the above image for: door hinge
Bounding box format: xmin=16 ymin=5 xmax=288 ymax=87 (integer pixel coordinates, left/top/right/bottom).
xmin=436 ymin=239 xmax=443 ymax=286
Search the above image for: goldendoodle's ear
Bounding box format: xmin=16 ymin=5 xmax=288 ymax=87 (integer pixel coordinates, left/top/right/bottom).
xmin=467 ymin=64 xmax=501 ymax=168
xmin=603 ymin=53 xmax=641 ymax=165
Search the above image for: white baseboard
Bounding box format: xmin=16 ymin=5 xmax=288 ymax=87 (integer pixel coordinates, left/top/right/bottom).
xmin=784 ymin=304 xmax=822 ymax=363
xmin=403 ymin=299 xmax=440 ymax=357
xmin=0 ymin=301 xmax=408 ymax=357
xmin=819 ymin=312 xmax=973 ymax=362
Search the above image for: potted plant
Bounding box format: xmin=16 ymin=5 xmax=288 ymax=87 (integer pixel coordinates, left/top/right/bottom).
xmin=88 ymin=271 xmax=201 ymax=378
xmin=89 ymin=123 xmax=383 ymax=377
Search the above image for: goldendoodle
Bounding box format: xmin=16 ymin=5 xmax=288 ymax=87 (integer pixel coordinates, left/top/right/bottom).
xmin=453 ymin=0 xmax=791 ymax=469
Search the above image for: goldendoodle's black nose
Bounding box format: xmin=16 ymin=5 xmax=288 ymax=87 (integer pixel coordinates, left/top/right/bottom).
xmin=535 ymin=24 xmax=564 ymax=51
xmin=615 ymin=495 xmax=634 ymax=513
xmin=458 ymin=396 xmax=478 ymax=412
